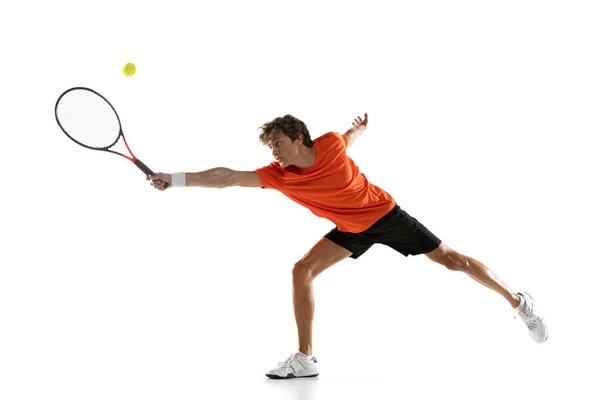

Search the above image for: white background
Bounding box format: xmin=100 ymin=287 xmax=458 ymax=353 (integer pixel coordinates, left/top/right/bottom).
xmin=1 ymin=1 xmax=599 ymax=399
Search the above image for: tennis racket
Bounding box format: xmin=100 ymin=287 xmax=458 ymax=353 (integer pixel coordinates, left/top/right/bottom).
xmin=55 ymin=87 xmax=167 ymax=188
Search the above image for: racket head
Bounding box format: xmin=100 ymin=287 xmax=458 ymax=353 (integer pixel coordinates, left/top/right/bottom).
xmin=55 ymin=87 xmax=123 ymax=151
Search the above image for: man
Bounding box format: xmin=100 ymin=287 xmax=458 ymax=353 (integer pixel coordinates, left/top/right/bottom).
xmin=148 ymin=113 xmax=548 ymax=379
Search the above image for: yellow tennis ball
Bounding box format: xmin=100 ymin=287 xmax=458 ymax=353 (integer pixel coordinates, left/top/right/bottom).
xmin=122 ymin=62 xmax=136 ymax=77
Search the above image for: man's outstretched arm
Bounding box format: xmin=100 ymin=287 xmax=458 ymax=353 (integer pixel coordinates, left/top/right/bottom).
xmin=342 ymin=113 xmax=368 ymax=147
xmin=147 ymin=168 xmax=262 ymax=191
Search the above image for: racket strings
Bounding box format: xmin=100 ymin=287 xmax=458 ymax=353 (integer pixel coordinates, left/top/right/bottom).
xmin=56 ymin=89 xmax=121 ymax=149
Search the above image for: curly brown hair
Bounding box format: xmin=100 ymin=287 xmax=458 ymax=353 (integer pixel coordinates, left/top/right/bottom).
xmin=258 ymin=114 xmax=314 ymax=148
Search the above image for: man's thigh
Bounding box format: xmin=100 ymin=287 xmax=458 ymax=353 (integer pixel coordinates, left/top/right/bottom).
xmin=296 ymin=237 xmax=353 ymax=277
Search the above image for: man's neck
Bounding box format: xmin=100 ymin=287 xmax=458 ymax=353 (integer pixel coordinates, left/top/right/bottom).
xmin=292 ymin=146 xmax=317 ymax=169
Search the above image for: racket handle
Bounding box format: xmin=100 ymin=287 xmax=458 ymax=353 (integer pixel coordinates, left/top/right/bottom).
xmin=135 ymin=159 xmax=170 ymax=189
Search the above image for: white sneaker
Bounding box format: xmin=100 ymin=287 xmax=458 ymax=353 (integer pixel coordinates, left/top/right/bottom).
xmin=515 ymin=292 xmax=548 ymax=343
xmin=266 ymin=352 xmax=319 ymax=379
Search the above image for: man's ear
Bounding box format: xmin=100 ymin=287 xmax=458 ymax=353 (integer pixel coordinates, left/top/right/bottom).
xmin=296 ymin=133 xmax=304 ymax=145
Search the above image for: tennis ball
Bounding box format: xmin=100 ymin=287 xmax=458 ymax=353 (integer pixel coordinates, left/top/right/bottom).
xmin=122 ymin=62 xmax=136 ymax=77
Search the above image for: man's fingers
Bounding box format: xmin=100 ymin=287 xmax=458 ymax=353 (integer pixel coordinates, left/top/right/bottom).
xmin=351 ymin=113 xmax=368 ymax=128
xmin=149 ymin=173 xmax=166 ymax=180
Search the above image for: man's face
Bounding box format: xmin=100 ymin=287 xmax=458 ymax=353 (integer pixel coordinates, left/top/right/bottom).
xmin=267 ymin=132 xmax=302 ymax=168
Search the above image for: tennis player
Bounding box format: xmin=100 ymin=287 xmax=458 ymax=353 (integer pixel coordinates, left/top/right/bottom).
xmin=148 ymin=113 xmax=548 ymax=379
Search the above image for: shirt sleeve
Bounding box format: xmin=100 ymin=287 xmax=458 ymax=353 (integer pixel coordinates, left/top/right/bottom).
xmin=330 ymin=132 xmax=348 ymax=150
xmin=254 ymin=162 xmax=285 ymax=190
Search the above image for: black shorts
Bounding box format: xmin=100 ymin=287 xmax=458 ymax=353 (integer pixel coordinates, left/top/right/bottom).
xmin=324 ymin=204 xmax=442 ymax=259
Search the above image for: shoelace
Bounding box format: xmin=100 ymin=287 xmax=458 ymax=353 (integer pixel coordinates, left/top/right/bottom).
xmin=525 ymin=316 xmax=541 ymax=330
xmin=277 ymin=353 xmax=300 ymax=367
xmin=515 ymin=299 xmax=539 ymax=329
xmin=517 ymin=308 xmax=533 ymax=320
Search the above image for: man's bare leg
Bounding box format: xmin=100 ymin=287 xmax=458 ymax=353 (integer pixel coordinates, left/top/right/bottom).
xmin=292 ymin=238 xmax=352 ymax=355
xmin=425 ymin=242 xmax=521 ymax=308
xmin=292 ymin=280 xmax=315 ymax=356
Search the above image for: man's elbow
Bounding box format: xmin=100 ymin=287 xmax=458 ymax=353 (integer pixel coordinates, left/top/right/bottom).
xmin=343 ymin=133 xmax=355 ymax=147
xmin=207 ymin=167 xmax=234 ymax=188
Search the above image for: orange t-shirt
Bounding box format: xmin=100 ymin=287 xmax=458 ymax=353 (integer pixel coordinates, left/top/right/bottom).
xmin=254 ymin=132 xmax=395 ymax=233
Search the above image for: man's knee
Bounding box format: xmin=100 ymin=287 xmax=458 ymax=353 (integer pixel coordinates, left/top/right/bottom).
xmin=292 ymin=237 xmax=351 ymax=282
xmin=426 ymin=242 xmax=471 ymax=272
xmin=292 ymin=259 xmax=318 ymax=282
xmin=444 ymin=251 xmax=470 ymax=272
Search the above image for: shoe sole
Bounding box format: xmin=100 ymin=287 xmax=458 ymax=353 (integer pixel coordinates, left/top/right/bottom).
xmin=266 ymin=373 xmax=319 ymax=379
xmin=536 ymin=318 xmax=549 ymax=343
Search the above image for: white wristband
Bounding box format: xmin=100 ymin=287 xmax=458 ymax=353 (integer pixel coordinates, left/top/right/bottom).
xmin=171 ymin=172 xmax=186 ymax=188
